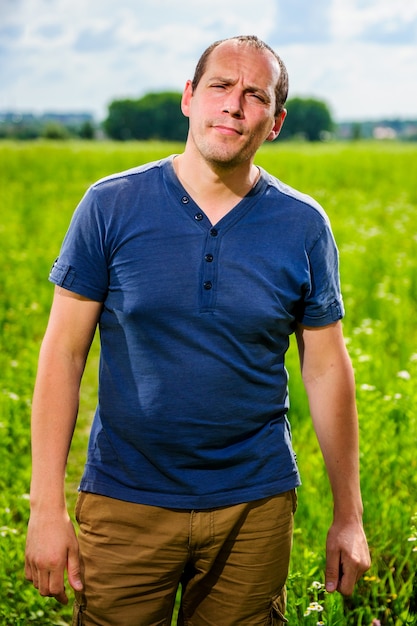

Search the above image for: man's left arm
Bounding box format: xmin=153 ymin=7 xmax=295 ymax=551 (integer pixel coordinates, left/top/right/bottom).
xmin=295 ymin=320 xmax=371 ymax=595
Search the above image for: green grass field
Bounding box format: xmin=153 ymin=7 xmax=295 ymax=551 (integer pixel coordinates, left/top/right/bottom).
xmin=1 ymin=140 xmax=416 ymax=625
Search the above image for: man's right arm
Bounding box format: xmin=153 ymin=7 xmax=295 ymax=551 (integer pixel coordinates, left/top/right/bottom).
xmin=25 ymin=286 xmax=102 ymax=604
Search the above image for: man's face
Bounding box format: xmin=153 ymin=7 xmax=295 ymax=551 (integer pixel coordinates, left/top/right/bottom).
xmin=181 ymin=41 xmax=286 ymax=169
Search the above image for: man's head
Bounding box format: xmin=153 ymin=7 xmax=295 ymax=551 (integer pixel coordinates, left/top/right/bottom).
xmin=180 ymin=35 xmax=288 ymax=170
xmin=191 ymin=35 xmax=289 ymax=116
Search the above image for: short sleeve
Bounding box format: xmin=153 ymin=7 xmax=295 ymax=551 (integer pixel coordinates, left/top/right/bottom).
xmin=49 ymin=187 xmax=109 ymax=302
xmin=298 ymin=220 xmax=344 ymax=327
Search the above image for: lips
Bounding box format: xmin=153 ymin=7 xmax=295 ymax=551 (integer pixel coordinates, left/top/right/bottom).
xmin=212 ymin=124 xmax=243 ymax=136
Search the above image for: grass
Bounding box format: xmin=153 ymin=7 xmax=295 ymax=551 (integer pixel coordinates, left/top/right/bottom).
xmin=0 ymin=139 xmax=416 ymax=625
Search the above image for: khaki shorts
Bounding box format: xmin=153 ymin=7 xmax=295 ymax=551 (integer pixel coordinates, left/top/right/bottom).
xmin=72 ymin=490 xmax=297 ymax=626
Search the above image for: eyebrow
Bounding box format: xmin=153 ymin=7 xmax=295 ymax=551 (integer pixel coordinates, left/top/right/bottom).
xmin=207 ymin=76 xmax=271 ymax=101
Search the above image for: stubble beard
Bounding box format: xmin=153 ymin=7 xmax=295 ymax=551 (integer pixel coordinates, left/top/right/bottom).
xmin=191 ymin=125 xmax=257 ymax=172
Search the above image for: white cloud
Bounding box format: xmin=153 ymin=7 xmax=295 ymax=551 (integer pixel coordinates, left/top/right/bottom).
xmin=0 ymin=0 xmax=278 ymax=114
xmin=0 ymin=0 xmax=416 ymax=120
xmin=285 ymin=39 xmax=417 ymax=120
xmin=330 ymin=0 xmax=417 ymax=41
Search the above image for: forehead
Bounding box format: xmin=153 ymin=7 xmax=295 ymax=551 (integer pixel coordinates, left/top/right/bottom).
xmin=203 ymin=40 xmax=280 ymax=87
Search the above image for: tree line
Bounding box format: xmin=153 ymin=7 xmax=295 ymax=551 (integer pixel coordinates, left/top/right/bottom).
xmin=0 ymin=93 xmax=333 ymax=142
xmin=103 ymin=92 xmax=333 ymax=142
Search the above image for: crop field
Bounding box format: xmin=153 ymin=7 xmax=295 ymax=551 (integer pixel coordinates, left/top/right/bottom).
xmin=1 ymin=139 xmax=417 ymax=625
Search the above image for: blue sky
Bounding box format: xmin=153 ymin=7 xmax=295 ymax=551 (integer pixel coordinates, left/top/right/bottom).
xmin=1 ymin=0 xmax=416 ymax=121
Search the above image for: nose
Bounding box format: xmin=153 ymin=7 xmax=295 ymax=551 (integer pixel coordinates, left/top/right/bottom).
xmin=222 ymin=90 xmax=244 ymax=118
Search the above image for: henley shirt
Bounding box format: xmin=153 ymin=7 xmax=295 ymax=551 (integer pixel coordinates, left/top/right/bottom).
xmin=49 ymin=156 xmax=344 ymax=509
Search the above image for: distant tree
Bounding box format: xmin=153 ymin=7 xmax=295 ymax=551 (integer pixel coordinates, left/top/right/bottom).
xmin=103 ymin=92 xmax=188 ymax=141
xmin=350 ymin=122 xmax=362 ymax=141
xmin=42 ymin=121 xmax=70 ymax=140
xmin=79 ymin=120 xmax=95 ymax=140
xmin=103 ymin=99 xmax=143 ymax=140
xmin=7 ymin=123 xmax=41 ymax=140
xmin=280 ymin=97 xmax=334 ymax=141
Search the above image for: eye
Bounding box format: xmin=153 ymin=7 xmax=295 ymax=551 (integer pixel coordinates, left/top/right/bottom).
xmin=248 ymin=92 xmax=266 ymax=103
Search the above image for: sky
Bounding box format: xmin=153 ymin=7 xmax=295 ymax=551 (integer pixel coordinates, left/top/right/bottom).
xmin=1 ymin=0 xmax=416 ymax=122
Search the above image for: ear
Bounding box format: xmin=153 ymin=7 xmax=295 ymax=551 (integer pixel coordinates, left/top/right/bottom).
xmin=181 ymin=80 xmax=193 ymax=118
xmin=266 ymin=109 xmax=287 ymax=142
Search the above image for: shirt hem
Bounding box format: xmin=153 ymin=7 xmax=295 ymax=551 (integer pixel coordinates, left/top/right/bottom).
xmin=78 ymin=476 xmax=301 ymax=510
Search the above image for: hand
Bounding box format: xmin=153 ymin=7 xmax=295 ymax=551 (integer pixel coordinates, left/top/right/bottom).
xmin=325 ymin=518 xmax=371 ymax=595
xmin=25 ymin=510 xmax=83 ymax=604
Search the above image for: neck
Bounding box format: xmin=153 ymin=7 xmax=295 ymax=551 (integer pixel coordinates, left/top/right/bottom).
xmin=174 ymin=151 xmax=259 ymax=200
xmin=173 ymin=153 xmax=260 ymax=225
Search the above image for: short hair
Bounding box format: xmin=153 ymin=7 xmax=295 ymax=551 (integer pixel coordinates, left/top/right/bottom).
xmin=191 ymin=35 xmax=289 ymax=116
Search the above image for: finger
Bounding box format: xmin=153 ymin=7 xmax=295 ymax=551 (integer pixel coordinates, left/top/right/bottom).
xmin=325 ymin=550 xmax=341 ymax=593
xmin=48 ymin=570 xmax=69 ymax=605
xmin=338 ymin=566 xmax=357 ymax=596
xmin=53 ymin=588 xmax=69 ymax=605
xmin=336 ymin=563 xmax=346 ymax=594
xmin=24 ymin=558 xmax=34 ymax=583
xmin=35 ymin=567 xmax=67 ymax=605
xmin=26 ymin=563 xmax=40 ymax=590
xmin=37 ymin=568 xmax=53 ymax=598
xmin=66 ymin=541 xmax=83 ymax=593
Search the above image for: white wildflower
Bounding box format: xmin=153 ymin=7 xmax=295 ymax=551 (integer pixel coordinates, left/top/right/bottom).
xmin=311 ymin=580 xmax=323 ymax=590
xmin=397 ymin=370 xmax=411 ymax=380
xmin=0 ymin=526 xmax=18 ymax=537
xmin=361 ymin=384 xmax=376 ymax=391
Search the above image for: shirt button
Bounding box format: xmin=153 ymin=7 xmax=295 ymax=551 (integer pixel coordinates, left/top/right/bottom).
xmin=203 ymin=281 xmax=212 ymax=290
xmin=181 ymin=196 xmax=189 ymax=204
xmin=210 ymin=228 xmax=218 ymax=237
xmin=205 ymin=254 xmax=213 ymax=262
xmin=194 ymin=213 xmax=204 ymax=221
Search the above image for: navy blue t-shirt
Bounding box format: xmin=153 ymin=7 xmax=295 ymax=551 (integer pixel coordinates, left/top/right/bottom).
xmin=49 ymin=156 xmax=344 ymax=509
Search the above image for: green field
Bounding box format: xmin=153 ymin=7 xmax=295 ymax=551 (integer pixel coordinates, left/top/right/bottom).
xmin=1 ymin=140 xmax=417 ymax=625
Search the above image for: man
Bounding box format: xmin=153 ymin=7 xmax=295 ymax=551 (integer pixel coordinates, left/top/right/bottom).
xmin=25 ymin=35 xmax=370 ymax=625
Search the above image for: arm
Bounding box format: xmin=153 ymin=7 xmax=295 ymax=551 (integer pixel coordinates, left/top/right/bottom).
xmin=25 ymin=286 xmax=102 ymax=604
xmin=295 ymin=321 xmax=371 ymax=595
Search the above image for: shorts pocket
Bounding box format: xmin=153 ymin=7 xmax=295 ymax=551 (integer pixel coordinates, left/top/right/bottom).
xmin=268 ymin=588 xmax=288 ymax=624
xmin=72 ymin=588 xmax=87 ymax=626
xmin=291 ymin=488 xmax=298 ymax=514
xmin=75 ymin=491 xmax=86 ymax=523
xmin=72 ymin=599 xmax=84 ymax=626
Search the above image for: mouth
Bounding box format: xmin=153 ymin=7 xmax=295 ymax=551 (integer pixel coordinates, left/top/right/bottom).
xmin=212 ymin=124 xmax=243 ymax=136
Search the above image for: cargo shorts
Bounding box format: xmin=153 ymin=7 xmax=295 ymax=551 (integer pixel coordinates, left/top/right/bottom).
xmin=72 ymin=489 xmax=297 ymax=626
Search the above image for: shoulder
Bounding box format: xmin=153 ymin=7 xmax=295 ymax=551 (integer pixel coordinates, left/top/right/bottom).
xmin=76 ymin=156 xmax=175 ymax=217
xmin=90 ymin=156 xmax=173 ymax=193
xmin=261 ymin=169 xmax=331 ymax=226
